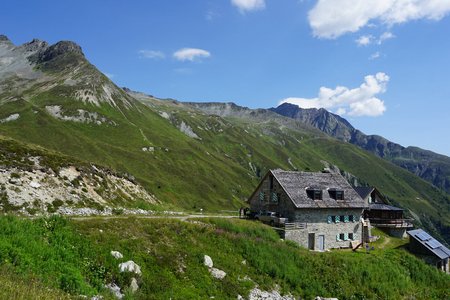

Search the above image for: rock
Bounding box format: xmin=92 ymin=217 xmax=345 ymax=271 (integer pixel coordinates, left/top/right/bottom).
xmin=8 ymin=178 xmax=21 ymax=185
xmin=29 ymin=181 xmax=41 ymax=189
xmin=209 ymin=267 xmax=226 ymax=280
xmin=248 ymin=288 xmax=295 ymax=300
xmin=204 ymin=255 xmax=213 ymax=268
xmin=241 ymin=260 xmax=247 ymax=265
xmin=119 ymin=260 xmax=142 ymax=275
xmin=37 ymin=40 xmax=84 ymax=62
xmin=130 ymin=277 xmax=139 ymax=293
xmin=105 ymin=283 xmax=123 ymax=299
xmin=237 ymin=295 xmax=244 ymax=300
xmin=315 ymin=297 xmax=339 ymax=300
xmin=111 ymin=251 xmax=123 ymax=259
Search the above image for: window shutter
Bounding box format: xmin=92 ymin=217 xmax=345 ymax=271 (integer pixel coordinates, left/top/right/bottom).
xmin=353 ymin=215 xmax=358 ymax=222
xmin=344 ymin=215 xmax=349 ymax=223
xmin=344 ymin=233 xmax=348 ymax=241
xmin=271 ymin=192 xmax=278 ymax=203
xmin=336 ymin=234 xmax=340 ymax=241
xmin=259 ymin=191 xmax=265 ymax=202
xmin=335 ymin=215 xmax=340 ymax=223
xmin=327 ymin=215 xmax=332 ymax=224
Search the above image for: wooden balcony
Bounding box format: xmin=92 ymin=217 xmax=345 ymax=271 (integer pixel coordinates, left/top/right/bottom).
xmin=369 ymin=218 xmax=414 ymax=228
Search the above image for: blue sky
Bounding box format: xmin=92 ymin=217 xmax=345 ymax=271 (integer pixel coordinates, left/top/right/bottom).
xmin=2 ymin=0 xmax=450 ymax=156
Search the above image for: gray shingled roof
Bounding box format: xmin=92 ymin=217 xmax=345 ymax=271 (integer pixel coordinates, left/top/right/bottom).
xmin=271 ymin=169 xmax=367 ymax=209
xmin=407 ymin=229 xmax=450 ymax=260
xmin=354 ymin=186 xmax=374 ymax=200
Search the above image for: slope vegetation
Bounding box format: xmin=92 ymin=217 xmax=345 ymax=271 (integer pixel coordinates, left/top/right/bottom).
xmin=0 ymin=36 xmax=448 ymax=243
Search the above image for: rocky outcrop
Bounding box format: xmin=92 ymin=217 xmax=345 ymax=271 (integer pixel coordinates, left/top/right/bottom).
xmin=36 ymin=40 xmax=83 ymax=62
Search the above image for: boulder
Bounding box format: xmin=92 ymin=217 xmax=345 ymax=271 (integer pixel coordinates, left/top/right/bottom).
xmin=210 ymin=267 xmax=226 ymax=280
xmin=111 ymin=251 xmax=123 ymax=259
xmin=204 ymin=255 xmax=213 ymax=268
xmin=105 ymin=283 xmax=123 ymax=299
xmin=29 ymin=181 xmax=41 ymax=189
xmin=119 ymin=260 xmax=142 ymax=275
xmin=130 ymin=277 xmax=139 ymax=293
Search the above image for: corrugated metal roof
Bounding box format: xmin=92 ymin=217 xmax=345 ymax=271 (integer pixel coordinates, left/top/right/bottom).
xmin=407 ymin=229 xmax=450 ymax=260
xmin=369 ymin=203 xmax=403 ymax=211
xmin=271 ymin=169 xmax=367 ymax=209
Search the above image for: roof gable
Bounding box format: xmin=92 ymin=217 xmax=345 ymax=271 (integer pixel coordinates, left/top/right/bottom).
xmin=271 ymin=169 xmax=366 ymax=209
xmin=354 ymin=186 xmax=375 ymax=200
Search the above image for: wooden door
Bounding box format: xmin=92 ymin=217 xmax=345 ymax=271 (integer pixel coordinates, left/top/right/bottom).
xmin=318 ymin=235 xmax=325 ymax=251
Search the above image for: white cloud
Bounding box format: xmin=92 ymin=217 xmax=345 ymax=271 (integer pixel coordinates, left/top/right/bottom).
xmin=173 ymin=48 xmax=211 ymax=62
xmin=369 ymin=51 xmax=381 ymax=60
xmin=231 ymin=0 xmax=265 ymax=13
xmin=280 ymin=72 xmax=389 ymax=117
xmin=378 ymin=31 xmax=395 ymax=44
xmin=309 ymin=0 xmax=450 ymax=39
xmin=356 ymin=35 xmax=373 ymax=46
xmin=139 ymin=50 xmax=165 ymax=59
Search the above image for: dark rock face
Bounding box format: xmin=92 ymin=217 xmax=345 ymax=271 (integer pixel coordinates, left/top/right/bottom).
xmin=36 ymin=41 xmax=84 ymax=62
xmin=0 ymin=34 xmax=11 ymax=42
xmin=271 ymin=103 xmax=450 ymax=194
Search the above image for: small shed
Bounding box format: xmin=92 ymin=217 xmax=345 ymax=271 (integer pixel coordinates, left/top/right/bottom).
xmin=407 ymin=229 xmax=450 ymax=273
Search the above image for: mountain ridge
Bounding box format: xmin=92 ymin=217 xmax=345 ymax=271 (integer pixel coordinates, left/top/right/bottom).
xmin=271 ymin=102 xmax=450 ymax=194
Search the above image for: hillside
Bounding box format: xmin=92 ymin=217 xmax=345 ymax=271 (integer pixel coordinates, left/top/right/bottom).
xmin=0 ymin=35 xmax=449 ymax=244
xmin=0 ymin=215 xmax=448 ymax=299
xmin=271 ymin=103 xmax=450 ymax=195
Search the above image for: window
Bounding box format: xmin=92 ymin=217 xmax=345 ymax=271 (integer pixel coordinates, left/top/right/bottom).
xmin=269 ymin=176 xmax=274 ymax=190
xmin=339 ymin=233 xmax=345 ymax=241
xmin=340 ymin=216 xmax=345 ymax=223
xmin=348 ymin=233 xmax=354 ymax=240
xmin=329 ymin=189 xmax=344 ymax=200
xmin=307 ymin=189 xmax=322 ymax=200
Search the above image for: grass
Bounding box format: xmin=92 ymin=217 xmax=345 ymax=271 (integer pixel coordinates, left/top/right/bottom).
xmin=0 ymin=215 xmax=448 ymax=299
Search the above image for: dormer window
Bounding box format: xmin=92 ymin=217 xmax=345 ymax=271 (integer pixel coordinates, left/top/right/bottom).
xmin=329 ymin=189 xmax=344 ymax=200
xmin=307 ymin=188 xmax=322 ymax=200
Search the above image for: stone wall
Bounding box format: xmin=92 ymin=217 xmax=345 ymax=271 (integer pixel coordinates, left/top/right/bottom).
xmin=285 ymin=208 xmax=364 ymax=250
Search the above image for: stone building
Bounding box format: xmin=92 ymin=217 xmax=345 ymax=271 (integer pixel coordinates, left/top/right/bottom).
xmin=248 ymin=169 xmax=368 ymax=250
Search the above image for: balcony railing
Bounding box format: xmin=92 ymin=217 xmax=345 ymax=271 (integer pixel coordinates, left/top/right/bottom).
xmin=284 ymin=222 xmax=307 ymax=230
xmin=369 ymin=218 xmax=414 ymax=228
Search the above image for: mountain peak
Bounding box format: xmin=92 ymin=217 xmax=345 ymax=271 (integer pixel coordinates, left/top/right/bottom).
xmin=0 ymin=34 xmax=11 ymax=43
xmin=36 ymin=40 xmax=84 ymax=62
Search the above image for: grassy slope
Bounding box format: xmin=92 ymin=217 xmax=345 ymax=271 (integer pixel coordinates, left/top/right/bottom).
xmin=1 ymin=90 xmax=449 ymax=242
xmin=0 ymin=51 xmax=448 ymax=242
xmin=0 ymin=215 xmax=448 ymax=299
